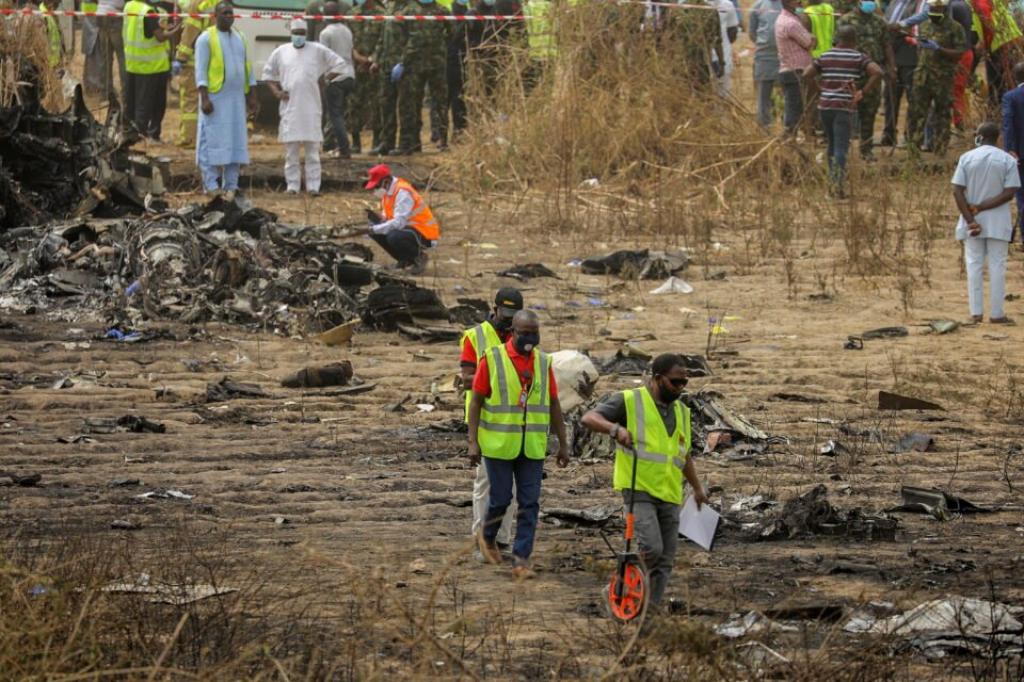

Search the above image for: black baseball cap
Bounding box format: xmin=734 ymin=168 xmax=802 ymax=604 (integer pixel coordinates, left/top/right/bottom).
xmin=494 ymin=287 xmax=524 ymax=316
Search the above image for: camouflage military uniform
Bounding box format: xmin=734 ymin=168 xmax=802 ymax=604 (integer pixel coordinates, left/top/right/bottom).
xmin=349 ymin=2 xmax=384 ymax=152
xmin=396 ymin=0 xmax=449 ymax=152
xmin=906 ymin=17 xmax=965 ymax=155
xmin=373 ymin=0 xmax=407 ymax=153
xmin=838 ymin=8 xmax=888 ymax=158
xmin=666 ymin=2 xmax=722 ymax=86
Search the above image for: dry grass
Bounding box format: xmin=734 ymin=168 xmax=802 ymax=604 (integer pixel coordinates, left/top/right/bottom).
xmin=0 ymin=11 xmax=66 ymax=112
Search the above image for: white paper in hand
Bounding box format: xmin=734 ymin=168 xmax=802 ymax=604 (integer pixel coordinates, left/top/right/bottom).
xmin=678 ymin=495 xmax=719 ymax=551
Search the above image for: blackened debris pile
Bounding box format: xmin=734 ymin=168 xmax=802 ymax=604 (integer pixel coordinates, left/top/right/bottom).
xmin=0 ymin=196 xmax=462 ymax=339
xmin=0 ymin=82 xmax=156 ymax=231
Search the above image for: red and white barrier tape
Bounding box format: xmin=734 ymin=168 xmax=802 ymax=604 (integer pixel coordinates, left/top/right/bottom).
xmin=0 ymin=7 xmax=530 ymax=20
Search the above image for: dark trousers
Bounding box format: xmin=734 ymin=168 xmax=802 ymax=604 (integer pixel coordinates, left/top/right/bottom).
xmin=882 ymin=63 xmax=915 ymax=145
xmin=447 ymin=51 xmax=467 ymax=132
xmin=987 ymin=47 xmax=1015 ymax=109
xmin=325 ymin=77 xmax=355 ymax=155
xmin=124 ymin=71 xmax=168 ymax=140
xmin=369 ymin=228 xmax=425 ymax=266
xmin=377 ymin=71 xmax=400 ymax=152
xmin=483 ymin=454 xmax=544 ymax=562
xmin=98 ymin=17 xmax=126 ymax=103
xmin=779 ymin=70 xmax=803 ymax=134
xmin=820 ymin=108 xmax=852 ymax=188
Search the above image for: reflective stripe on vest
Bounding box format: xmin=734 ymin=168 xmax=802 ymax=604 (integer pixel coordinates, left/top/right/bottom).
xmin=527 ymin=0 xmax=553 ymax=59
xmin=204 ymin=26 xmax=252 ymax=95
xmin=477 ymin=345 xmax=551 ymax=460
xmin=123 ymin=0 xmax=169 ymax=74
xmin=461 ymin=320 xmax=503 ymax=421
xmin=381 ymin=178 xmax=440 ymax=242
xmin=613 ymin=387 xmax=691 ymax=505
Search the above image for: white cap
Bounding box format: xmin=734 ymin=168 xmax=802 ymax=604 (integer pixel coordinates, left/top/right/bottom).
xmin=290 ymin=18 xmax=308 ymax=30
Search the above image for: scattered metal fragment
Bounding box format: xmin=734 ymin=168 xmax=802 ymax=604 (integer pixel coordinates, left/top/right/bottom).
xmin=745 ymin=485 xmax=898 ymax=541
xmin=889 ymin=486 xmax=992 ymax=518
xmin=818 ymin=439 xmax=849 ymax=457
xmin=878 ymin=391 xmax=943 ymax=411
xmin=83 ymin=415 xmax=166 ymax=434
xmin=890 ymin=432 xmax=936 ymax=453
xmin=497 ymin=263 xmax=559 ymax=281
xmin=206 ymin=377 xmax=270 ymax=402
xmin=928 ymin=320 xmax=960 ymax=334
xmin=103 ymin=575 xmax=238 ymax=605
xmin=580 ymin=249 xmax=688 ymax=280
xmin=541 ymin=506 xmax=618 ymax=527
xmin=715 ymin=611 xmax=799 ymax=639
xmin=110 ymin=519 xmax=142 ymax=530
xmin=862 ymin=326 xmax=909 ymax=339
xmin=8 ymin=472 xmax=42 ymax=486
xmin=135 ymin=489 xmax=193 ymax=500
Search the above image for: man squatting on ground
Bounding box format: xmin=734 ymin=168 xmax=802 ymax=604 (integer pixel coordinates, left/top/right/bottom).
xmin=581 ymin=353 xmax=708 ymax=610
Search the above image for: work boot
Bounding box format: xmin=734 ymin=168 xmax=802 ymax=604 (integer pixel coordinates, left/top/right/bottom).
xmin=512 ymin=556 xmax=535 ymax=580
xmin=408 ymin=252 xmax=428 ymax=275
xmin=477 ymin=532 xmax=502 ymax=565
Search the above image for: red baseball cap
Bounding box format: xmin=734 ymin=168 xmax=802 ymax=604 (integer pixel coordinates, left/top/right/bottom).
xmin=364 ymin=164 xmax=391 ymax=190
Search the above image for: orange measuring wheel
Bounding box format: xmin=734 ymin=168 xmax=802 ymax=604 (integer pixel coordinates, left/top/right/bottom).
xmin=607 ymin=560 xmax=647 ymax=622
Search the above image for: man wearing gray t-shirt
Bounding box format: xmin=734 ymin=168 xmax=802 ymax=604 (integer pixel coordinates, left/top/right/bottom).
xmin=319 ymin=1 xmax=369 ymax=158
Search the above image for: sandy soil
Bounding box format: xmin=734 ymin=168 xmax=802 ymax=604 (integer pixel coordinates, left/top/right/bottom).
xmin=2 ymin=41 xmax=1024 ymax=681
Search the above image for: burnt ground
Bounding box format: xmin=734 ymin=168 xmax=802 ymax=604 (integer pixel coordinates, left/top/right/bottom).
xmin=2 ymin=66 xmax=1024 ymax=680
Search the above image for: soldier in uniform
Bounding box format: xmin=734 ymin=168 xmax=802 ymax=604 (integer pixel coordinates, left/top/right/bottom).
xmin=371 ymin=0 xmax=405 ymax=155
xmin=838 ymin=1 xmax=895 ymax=160
xmin=393 ymin=0 xmax=449 ymax=154
xmin=173 ymin=0 xmax=216 ymax=147
xmin=348 ymin=0 xmax=383 ymax=153
xmin=906 ymin=0 xmax=966 ymax=155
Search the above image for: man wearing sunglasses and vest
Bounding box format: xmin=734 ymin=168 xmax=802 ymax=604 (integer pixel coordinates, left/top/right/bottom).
xmin=580 ymin=353 xmax=708 ymax=610
xmin=467 ymin=309 xmax=569 ymax=580
xmin=362 ymin=163 xmax=439 ymax=275
xmin=460 ymin=287 xmax=525 ymax=557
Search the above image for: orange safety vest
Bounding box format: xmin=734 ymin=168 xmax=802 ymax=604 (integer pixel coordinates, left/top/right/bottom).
xmin=381 ymin=177 xmax=440 ymax=242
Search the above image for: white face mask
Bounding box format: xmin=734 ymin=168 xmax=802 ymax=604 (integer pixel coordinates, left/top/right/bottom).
xmin=373 ymin=187 xmax=386 ymax=198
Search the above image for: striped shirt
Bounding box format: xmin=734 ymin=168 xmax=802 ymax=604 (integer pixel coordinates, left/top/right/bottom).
xmin=813 ymin=47 xmax=872 ymax=111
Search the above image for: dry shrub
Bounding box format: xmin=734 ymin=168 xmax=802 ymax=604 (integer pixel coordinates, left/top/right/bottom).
xmin=0 ymin=11 xmax=66 ymax=112
xmin=439 ymin=4 xmax=816 ymax=238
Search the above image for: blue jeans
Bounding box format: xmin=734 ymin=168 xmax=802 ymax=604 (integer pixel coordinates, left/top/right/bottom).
xmin=779 ymin=70 xmax=803 ymax=134
xmin=324 ymin=77 xmax=355 ymax=155
xmin=483 ymin=455 xmax=544 ymax=562
xmin=820 ymin=108 xmax=852 ymax=188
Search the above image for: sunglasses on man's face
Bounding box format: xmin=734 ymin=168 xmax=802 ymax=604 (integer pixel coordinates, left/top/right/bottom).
xmin=664 ymin=377 xmax=688 ymax=388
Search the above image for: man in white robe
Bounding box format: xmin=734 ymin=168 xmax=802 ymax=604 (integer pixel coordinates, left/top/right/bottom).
xmin=262 ymin=18 xmax=346 ymax=196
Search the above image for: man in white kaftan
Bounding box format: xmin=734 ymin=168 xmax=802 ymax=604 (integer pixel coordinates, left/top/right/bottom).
xmin=262 ymin=18 xmax=346 ymax=195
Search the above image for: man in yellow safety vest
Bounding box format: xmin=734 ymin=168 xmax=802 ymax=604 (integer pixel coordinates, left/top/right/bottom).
xmin=467 ymin=309 xmax=569 ymax=579
xmin=122 ymin=0 xmax=181 ymax=139
xmin=460 ymin=287 xmax=524 ymax=555
xmin=580 ymin=353 xmax=708 ymax=609
xmin=172 ymin=0 xmax=216 ymax=147
xmin=194 ymin=1 xmax=255 ymax=198
xmin=36 ymin=1 xmax=64 ymax=68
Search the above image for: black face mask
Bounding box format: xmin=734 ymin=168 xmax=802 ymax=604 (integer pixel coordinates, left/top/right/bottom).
xmin=928 ymin=12 xmax=944 ymax=22
xmin=514 ymin=332 xmax=540 ymax=355
xmin=493 ymin=316 xmax=513 ymax=333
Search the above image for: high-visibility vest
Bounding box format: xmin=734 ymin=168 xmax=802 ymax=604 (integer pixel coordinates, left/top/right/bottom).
xmin=613 ymin=387 xmax=691 ymax=506
xmin=204 ymin=26 xmax=252 ymax=94
xmin=477 ymin=345 xmax=552 ymax=460
xmin=39 ymin=2 xmax=62 ymax=67
xmin=527 ymin=0 xmax=553 ymax=59
xmin=805 ymin=3 xmax=834 ymax=58
xmin=989 ymin=0 xmax=1022 ymax=52
xmin=381 ymin=177 xmax=440 ymax=241
xmin=461 ymin=320 xmax=503 ymax=420
xmin=176 ymin=0 xmax=216 ymax=63
xmin=123 ymin=0 xmax=170 ymax=74
xmin=81 ymin=0 xmax=97 ymax=10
